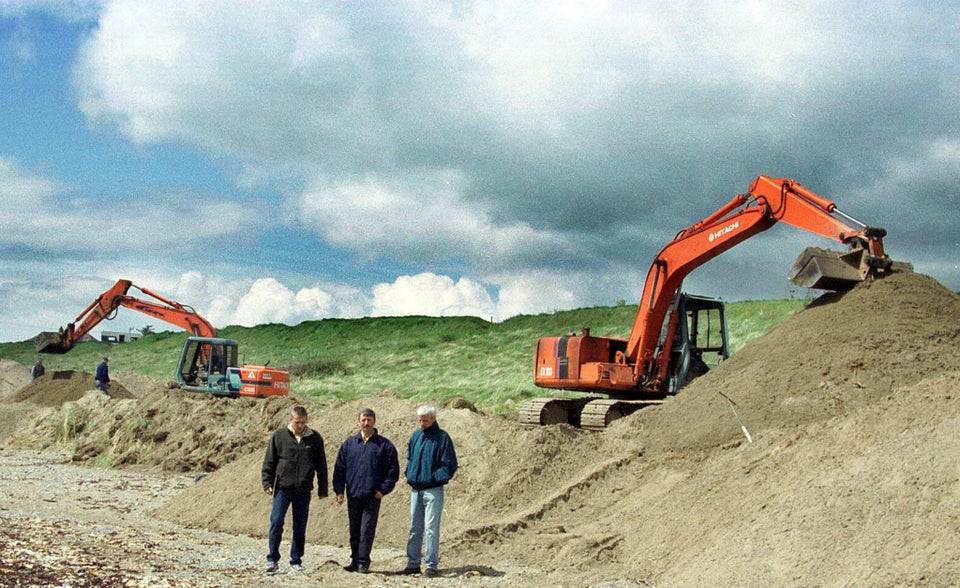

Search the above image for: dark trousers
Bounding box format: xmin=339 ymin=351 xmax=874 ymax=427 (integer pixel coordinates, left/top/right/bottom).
xmin=268 ymin=489 xmax=311 ymax=565
xmin=347 ymin=495 xmax=382 ymax=566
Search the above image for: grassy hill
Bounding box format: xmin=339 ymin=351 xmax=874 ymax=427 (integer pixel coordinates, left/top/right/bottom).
xmin=0 ymin=299 xmax=804 ymax=413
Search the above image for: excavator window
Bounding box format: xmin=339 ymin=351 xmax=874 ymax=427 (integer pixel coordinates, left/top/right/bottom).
xmin=178 ymin=339 xmax=240 ymax=389
xmin=686 ymin=305 xmax=727 ymax=369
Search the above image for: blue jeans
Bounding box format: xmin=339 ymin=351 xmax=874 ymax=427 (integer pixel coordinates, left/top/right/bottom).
xmin=267 ymin=489 xmax=311 ymax=565
xmin=406 ymin=486 xmax=444 ymax=570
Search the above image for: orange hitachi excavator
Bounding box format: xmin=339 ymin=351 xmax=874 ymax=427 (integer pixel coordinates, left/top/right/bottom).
xmin=34 ymin=279 xmax=289 ymax=398
xmin=524 ymin=175 xmax=911 ymax=429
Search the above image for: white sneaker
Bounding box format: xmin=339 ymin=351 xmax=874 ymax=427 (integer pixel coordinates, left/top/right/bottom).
xmin=264 ymin=561 xmax=278 ymax=574
xmin=289 ymin=564 xmax=304 ymax=574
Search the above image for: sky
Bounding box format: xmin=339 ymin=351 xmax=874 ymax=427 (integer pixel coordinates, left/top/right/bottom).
xmin=0 ymin=1 xmax=957 ymax=343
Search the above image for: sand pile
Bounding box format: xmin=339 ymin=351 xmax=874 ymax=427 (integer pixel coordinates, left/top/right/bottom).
xmin=625 ymin=271 xmax=960 ymax=453
xmin=6 ymin=370 xmax=135 ymax=406
xmin=0 ymin=358 xmax=30 ymax=400
xmin=0 ymin=368 xmax=301 ymax=471
xmin=0 ymin=359 xmax=34 ymax=443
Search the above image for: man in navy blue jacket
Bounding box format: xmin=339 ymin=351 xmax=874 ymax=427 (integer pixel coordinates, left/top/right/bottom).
xmin=95 ymin=357 xmax=110 ymax=392
xmin=400 ymin=404 xmax=458 ymax=578
xmin=333 ymin=408 xmax=399 ymax=574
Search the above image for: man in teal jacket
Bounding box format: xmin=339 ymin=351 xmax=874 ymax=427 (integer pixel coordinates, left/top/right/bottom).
xmin=400 ymin=405 xmax=458 ymax=578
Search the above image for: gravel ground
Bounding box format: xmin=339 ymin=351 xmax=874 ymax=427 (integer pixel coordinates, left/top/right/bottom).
xmin=0 ymin=448 xmax=574 ymax=588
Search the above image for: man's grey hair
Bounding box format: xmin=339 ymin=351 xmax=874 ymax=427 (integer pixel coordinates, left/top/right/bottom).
xmin=417 ymin=405 xmax=436 ymax=418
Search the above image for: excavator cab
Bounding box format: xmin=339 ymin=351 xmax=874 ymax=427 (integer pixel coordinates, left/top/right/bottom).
xmin=665 ymin=294 xmax=729 ymax=394
xmin=177 ymin=337 xmax=240 ymax=396
xmin=176 ymin=336 xmax=290 ymax=398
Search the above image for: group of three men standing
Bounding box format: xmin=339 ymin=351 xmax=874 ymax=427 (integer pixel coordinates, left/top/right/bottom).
xmin=261 ymin=404 xmax=457 ymax=577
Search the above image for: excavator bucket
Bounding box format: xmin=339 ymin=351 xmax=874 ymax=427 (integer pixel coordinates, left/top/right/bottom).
xmin=34 ymin=331 xmax=69 ymax=354
xmin=789 ymin=247 xmax=867 ymax=291
xmin=789 ymin=246 xmax=912 ymax=291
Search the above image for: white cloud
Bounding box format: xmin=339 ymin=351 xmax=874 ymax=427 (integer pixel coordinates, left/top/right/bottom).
xmin=492 ymin=270 xmax=579 ymax=319
xmin=299 ymin=171 xmax=566 ymax=270
xmin=0 ymin=158 xmax=262 ymax=255
xmin=74 ymin=1 xmax=375 ymax=163
xmin=0 ymin=156 xmax=63 ymax=206
xmin=371 ymin=273 xmax=495 ymax=319
xmin=178 ymin=275 xmax=368 ymax=330
xmin=231 ymin=278 xmax=339 ymax=327
xmin=490 ymin=267 xmax=647 ymax=320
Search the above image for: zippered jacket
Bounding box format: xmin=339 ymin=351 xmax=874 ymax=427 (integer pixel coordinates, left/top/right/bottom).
xmin=332 ymin=430 xmax=400 ymax=499
xmin=261 ymin=426 xmax=328 ymax=496
xmin=405 ymin=422 xmax=458 ymax=491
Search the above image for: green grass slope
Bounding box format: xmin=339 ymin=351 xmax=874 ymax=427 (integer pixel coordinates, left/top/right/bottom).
xmin=0 ymin=299 xmax=803 ymax=413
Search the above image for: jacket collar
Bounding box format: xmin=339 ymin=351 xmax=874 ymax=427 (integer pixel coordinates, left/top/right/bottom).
xmin=287 ymin=425 xmax=314 ymax=438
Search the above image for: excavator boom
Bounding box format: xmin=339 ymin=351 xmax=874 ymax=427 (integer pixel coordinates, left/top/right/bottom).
xmin=628 ymin=175 xmax=895 ymax=388
xmin=35 ymin=279 xmax=216 ymax=353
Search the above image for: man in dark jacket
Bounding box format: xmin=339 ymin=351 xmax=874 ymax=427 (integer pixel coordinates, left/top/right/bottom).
xmin=261 ymin=406 xmax=328 ymax=574
xmin=95 ymin=357 xmax=109 ymax=392
xmin=400 ymin=404 xmax=458 ymax=578
xmin=333 ymin=408 xmax=399 ymax=574
xmin=30 ymin=358 xmax=45 ymax=380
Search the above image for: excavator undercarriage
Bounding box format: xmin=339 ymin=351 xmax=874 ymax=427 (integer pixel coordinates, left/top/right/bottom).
xmin=520 ymin=397 xmax=664 ymax=430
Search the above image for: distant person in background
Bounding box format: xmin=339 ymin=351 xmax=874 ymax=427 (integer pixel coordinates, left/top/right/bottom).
xmin=400 ymin=404 xmax=458 ymax=578
xmin=261 ymin=406 xmax=328 ymax=575
xmin=30 ymin=358 xmax=45 ymax=380
xmin=95 ymin=357 xmax=109 ymax=392
xmin=333 ymin=408 xmax=400 ymax=574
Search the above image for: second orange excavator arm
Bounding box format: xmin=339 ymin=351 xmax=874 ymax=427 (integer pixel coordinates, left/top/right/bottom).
xmin=43 ymin=279 xmax=217 ymax=353
xmin=626 ymin=175 xmax=890 ymax=389
xmin=116 ymin=284 xmax=217 ymax=339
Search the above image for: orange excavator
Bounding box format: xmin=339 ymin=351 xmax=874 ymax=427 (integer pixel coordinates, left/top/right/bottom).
xmin=523 ymin=175 xmax=910 ymax=429
xmin=35 ymin=279 xmax=289 ymax=398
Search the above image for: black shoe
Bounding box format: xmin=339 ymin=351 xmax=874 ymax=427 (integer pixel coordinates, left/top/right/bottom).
xmin=357 ymin=564 xmax=370 ymax=574
xmin=399 ymin=566 xmax=420 ymax=575
xmin=343 ymin=563 xmax=358 ymax=572
xmin=424 ymin=568 xmax=439 ymax=578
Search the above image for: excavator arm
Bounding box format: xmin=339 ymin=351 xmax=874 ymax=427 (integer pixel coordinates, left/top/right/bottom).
xmin=627 ymin=175 xmax=893 ymax=389
xmin=35 ymin=279 xmax=217 ymax=353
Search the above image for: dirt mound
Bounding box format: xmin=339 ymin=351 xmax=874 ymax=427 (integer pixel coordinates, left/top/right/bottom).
xmin=7 ymin=370 xmax=134 ymax=406
xmin=62 ymin=390 xmax=301 ymax=471
xmin=622 ymin=271 xmax=960 ymax=453
xmin=0 ymin=358 xmax=30 ymax=400
xmin=0 ymin=369 xmax=300 ymax=471
xmin=0 ymin=359 xmax=35 ymax=443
